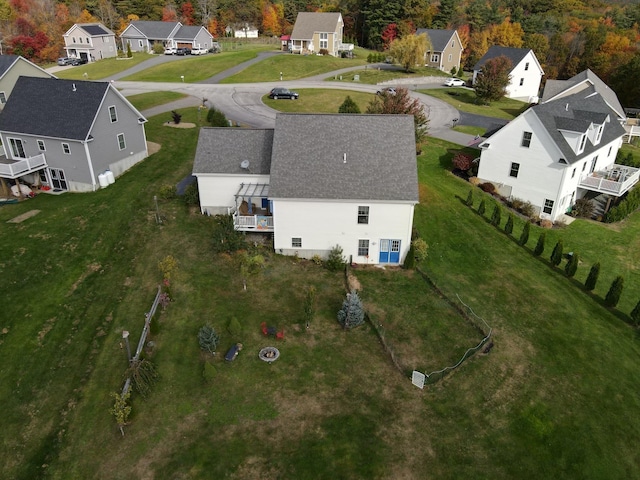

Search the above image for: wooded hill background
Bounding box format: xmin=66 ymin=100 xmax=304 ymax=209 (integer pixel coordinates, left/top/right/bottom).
xmin=1 ymin=0 xmax=639 ymax=106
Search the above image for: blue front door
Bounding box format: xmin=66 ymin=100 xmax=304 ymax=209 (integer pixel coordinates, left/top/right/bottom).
xmin=379 ymin=239 xmax=401 ymax=263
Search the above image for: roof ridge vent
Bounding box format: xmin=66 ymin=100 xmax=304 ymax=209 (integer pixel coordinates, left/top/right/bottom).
xmin=565 ymin=103 xmax=569 ymax=111
xmin=72 ymin=83 xmax=77 ymax=92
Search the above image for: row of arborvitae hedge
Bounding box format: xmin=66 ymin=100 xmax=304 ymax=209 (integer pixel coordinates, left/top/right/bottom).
xmin=465 ymin=189 xmax=640 ymax=326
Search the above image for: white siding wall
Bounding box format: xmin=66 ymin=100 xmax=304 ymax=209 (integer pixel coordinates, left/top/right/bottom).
xmin=196 ymin=174 xmax=269 ymax=214
xmin=478 ymin=112 xmax=566 ymax=220
xmin=272 ymin=199 xmax=414 ymax=264
xmin=506 ymin=51 xmax=542 ymax=101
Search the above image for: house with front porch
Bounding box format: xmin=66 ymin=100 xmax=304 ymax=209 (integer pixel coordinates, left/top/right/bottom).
xmin=0 ymin=77 xmax=148 ymax=194
xmin=416 ymin=28 xmax=463 ymax=73
xmin=120 ymin=21 xmax=214 ymax=52
xmin=193 ymin=113 xmax=419 ymax=265
xmin=63 ymin=23 xmax=117 ymax=62
xmin=290 ymin=12 xmax=346 ymax=57
xmin=473 ymin=46 xmax=544 ymax=102
xmin=476 ymin=86 xmax=634 ymax=222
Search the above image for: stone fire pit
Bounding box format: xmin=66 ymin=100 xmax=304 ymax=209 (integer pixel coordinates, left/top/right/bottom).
xmin=259 ymin=346 xmax=280 ymax=363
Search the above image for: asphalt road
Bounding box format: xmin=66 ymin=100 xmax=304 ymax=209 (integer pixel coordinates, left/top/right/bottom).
xmin=97 ymin=52 xmax=496 ymax=145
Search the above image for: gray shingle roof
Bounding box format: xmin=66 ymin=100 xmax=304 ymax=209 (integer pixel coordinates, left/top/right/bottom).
xmin=540 ymin=69 xmax=625 ymax=120
xmin=174 ymin=25 xmax=210 ymax=40
xmin=0 ymin=55 xmax=19 ymax=76
xmin=474 ymin=46 xmax=531 ymax=71
xmin=415 ymin=29 xmax=457 ymax=52
xmin=129 ymin=21 xmax=180 ymax=39
xmin=0 ymin=77 xmax=109 ymax=140
xmin=269 ymin=114 xmax=418 ymax=202
xmin=193 ymin=128 xmax=273 ymax=175
xmin=532 ymin=88 xmax=626 ymax=164
xmin=290 ymin=12 xmax=341 ymax=40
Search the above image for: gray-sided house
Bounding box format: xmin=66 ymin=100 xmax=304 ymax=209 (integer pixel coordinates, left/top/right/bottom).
xmin=416 ymin=28 xmax=464 ymax=73
xmin=193 ymin=114 xmax=419 ymax=265
xmin=0 ymin=55 xmax=54 ymax=109
xmin=120 ymin=21 xmax=214 ymax=52
xmin=63 ymin=23 xmax=117 ymax=62
xmin=473 ymin=46 xmax=544 ymax=102
xmin=290 ymin=12 xmax=346 ymax=57
xmin=0 ymin=77 xmax=148 ymax=193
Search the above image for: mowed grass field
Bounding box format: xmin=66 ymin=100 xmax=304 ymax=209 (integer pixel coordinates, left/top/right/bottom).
xmin=1 ymin=105 xmax=640 ymax=479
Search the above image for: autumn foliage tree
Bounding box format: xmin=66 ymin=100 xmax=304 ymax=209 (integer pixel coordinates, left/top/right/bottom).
xmin=388 ymin=33 xmax=431 ymax=72
xmin=474 ymin=55 xmax=512 ymax=104
xmin=262 ymin=2 xmax=281 ymax=36
xmin=366 ymin=87 xmax=429 ymax=146
xmin=381 ymin=23 xmax=398 ymax=50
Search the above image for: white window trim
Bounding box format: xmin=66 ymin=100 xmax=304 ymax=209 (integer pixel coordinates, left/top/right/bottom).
xmin=357 ymin=206 xmax=369 ymax=224
xmin=117 ymin=133 xmax=126 ymax=150
xmin=0 ymin=91 xmax=6 ymax=103
xmin=8 ymin=137 xmax=26 ymax=158
xmin=358 ymin=239 xmax=370 ymax=257
xmin=292 ymin=237 xmax=302 ymax=248
xmin=521 ymin=131 xmax=532 ymax=148
xmin=109 ymin=105 xmax=117 ymax=123
xmin=62 ymin=142 xmax=71 ymax=154
xmin=37 ymin=139 xmax=46 ymax=151
xmin=543 ymin=199 xmax=554 ymax=215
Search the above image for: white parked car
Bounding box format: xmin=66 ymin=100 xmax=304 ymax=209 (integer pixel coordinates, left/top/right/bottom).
xmin=164 ymin=47 xmax=177 ymax=55
xmin=444 ymin=78 xmax=466 ymax=87
xmin=191 ymin=47 xmax=208 ymax=55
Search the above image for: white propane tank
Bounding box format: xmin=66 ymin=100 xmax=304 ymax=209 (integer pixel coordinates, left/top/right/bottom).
xmin=98 ymin=172 xmax=108 ymax=187
xmin=105 ymin=170 xmax=115 ymax=184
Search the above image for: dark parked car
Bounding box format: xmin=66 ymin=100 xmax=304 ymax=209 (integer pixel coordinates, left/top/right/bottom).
xmin=268 ymin=87 xmax=299 ymax=100
xmin=175 ymin=47 xmax=191 ymax=55
xmin=70 ymin=57 xmax=88 ymax=66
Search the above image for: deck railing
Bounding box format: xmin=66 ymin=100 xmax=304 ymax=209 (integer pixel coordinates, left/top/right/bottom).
xmin=578 ymin=165 xmax=640 ymax=196
xmin=234 ymin=214 xmax=274 ymax=231
xmin=0 ymin=154 xmax=46 ymax=178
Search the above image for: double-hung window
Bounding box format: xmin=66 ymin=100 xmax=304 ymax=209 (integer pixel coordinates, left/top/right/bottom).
xmin=319 ymin=33 xmax=328 ymax=49
xmin=543 ymin=199 xmax=554 ymax=215
xmin=357 ymin=206 xmax=369 ymax=224
xmin=509 ymin=162 xmax=520 ymax=178
xmin=358 ymin=239 xmax=369 ymax=256
xmin=521 ymin=131 xmax=532 ymax=148
xmin=117 ymin=133 xmax=126 ymax=150
xmin=109 ymin=105 xmax=117 ymax=123
xmin=292 ymin=237 xmax=302 ymax=248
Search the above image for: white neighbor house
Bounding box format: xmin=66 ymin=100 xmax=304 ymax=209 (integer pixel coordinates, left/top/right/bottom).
xmin=193 ymin=114 xmax=419 ymax=265
xmin=473 ymin=46 xmax=544 ymax=102
xmin=476 ymin=84 xmax=636 ymax=222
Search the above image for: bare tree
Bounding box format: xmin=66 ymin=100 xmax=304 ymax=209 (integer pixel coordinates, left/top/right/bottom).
xmin=195 ymin=0 xmax=217 ymax=27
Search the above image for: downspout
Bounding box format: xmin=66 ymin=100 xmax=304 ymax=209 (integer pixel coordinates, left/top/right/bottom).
xmin=84 ymin=140 xmax=97 ymax=191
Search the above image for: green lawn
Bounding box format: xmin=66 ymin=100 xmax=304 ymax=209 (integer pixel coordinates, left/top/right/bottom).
xmin=122 ymin=47 xmax=273 ymax=82
xmin=218 ymin=47 xmax=371 ymax=83
xmin=263 ymin=89 xmax=375 ymax=113
xmin=54 ymin=52 xmax=156 ymax=80
xmin=125 ymin=91 xmax=188 ymax=111
xmin=327 ymin=65 xmax=451 ymax=84
xmin=2 ymin=100 xmax=640 ymax=479
xmin=419 ymin=87 xmax=530 ymax=120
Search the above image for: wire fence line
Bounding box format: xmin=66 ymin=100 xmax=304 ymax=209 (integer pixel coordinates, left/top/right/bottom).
xmin=121 ymin=285 xmax=162 ymax=397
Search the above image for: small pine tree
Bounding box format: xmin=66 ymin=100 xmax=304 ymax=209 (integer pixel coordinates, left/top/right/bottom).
xmin=505 ymin=214 xmax=514 ymax=235
xmin=604 ymin=276 xmax=624 ymax=307
xmin=630 ymin=299 xmax=640 ymax=326
xmin=325 ymin=245 xmax=346 ymax=271
xmin=207 ymin=107 xmax=229 ymax=127
xmin=466 ymin=190 xmax=473 ymax=206
xmin=585 ymin=262 xmax=600 ymax=291
xmin=519 ymin=222 xmax=530 ymax=246
xmin=198 ymin=324 xmax=220 ymax=354
xmin=227 ymin=317 xmax=242 ymax=337
xmin=565 ymin=253 xmax=578 ymax=277
xmin=337 ymin=291 xmax=365 ymax=329
xmin=478 ymin=199 xmax=486 ymax=216
xmin=533 ymin=232 xmax=546 ymax=256
xmin=550 ymin=239 xmax=564 ymax=266
xmin=490 ymin=205 xmax=501 ymax=226
xmin=171 ymin=110 xmax=182 ymax=124
xmin=126 ymin=43 xmax=132 ymax=58
xmin=338 ymin=95 xmax=361 ymax=113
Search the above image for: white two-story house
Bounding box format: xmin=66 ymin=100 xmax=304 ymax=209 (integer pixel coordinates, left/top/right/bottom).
xmin=193 ymin=114 xmax=419 ymax=265
xmin=476 ymin=84 xmax=633 ymax=222
xmin=473 ymin=46 xmax=544 ymax=103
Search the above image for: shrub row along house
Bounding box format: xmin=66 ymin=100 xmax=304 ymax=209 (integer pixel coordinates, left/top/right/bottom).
xmin=0 ymin=71 xmax=148 ymax=194
xmin=476 ymin=69 xmax=635 ymax=222
xmin=193 ymin=114 xmax=419 ymax=265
